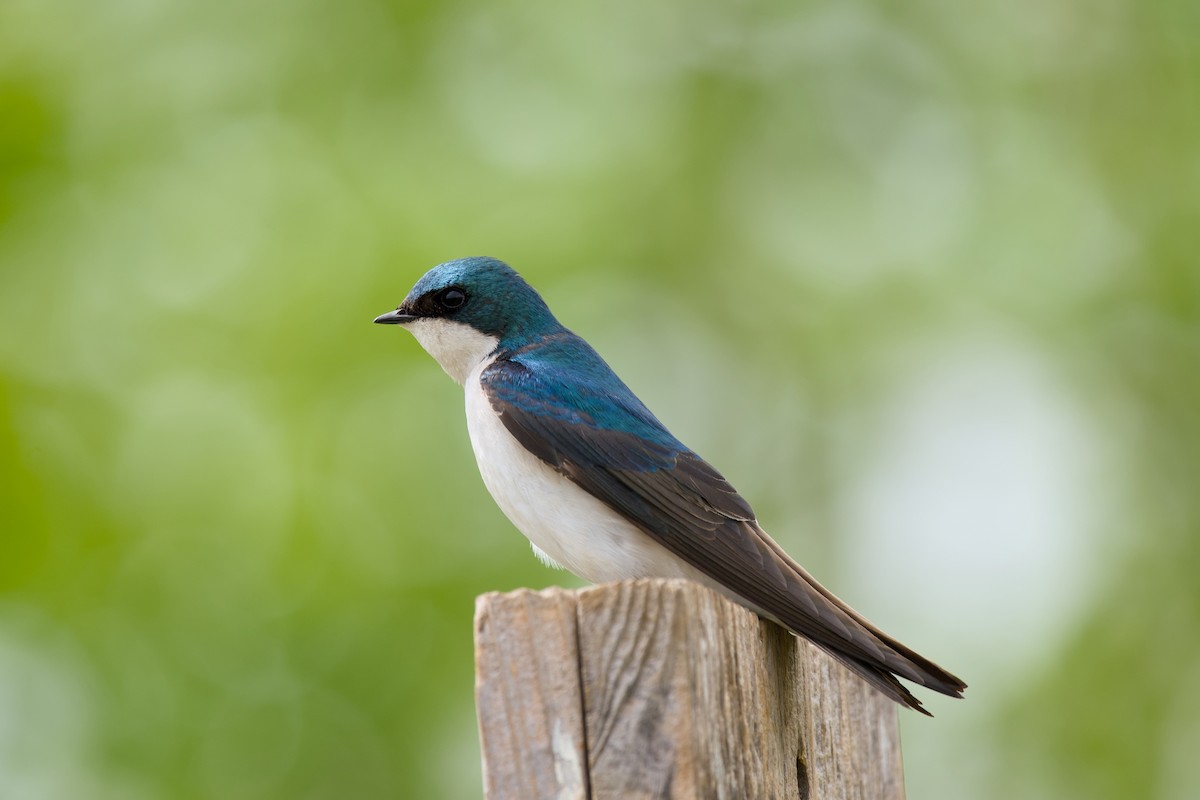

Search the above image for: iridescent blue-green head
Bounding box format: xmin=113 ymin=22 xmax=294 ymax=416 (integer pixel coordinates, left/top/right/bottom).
xmin=375 ymin=256 xmax=561 ymax=384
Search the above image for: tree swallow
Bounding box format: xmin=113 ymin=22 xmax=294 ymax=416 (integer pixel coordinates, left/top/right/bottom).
xmin=375 ymin=256 xmax=966 ymax=714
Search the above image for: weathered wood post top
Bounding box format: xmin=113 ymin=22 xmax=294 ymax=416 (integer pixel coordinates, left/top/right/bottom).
xmin=475 ymin=578 xmax=905 ymax=800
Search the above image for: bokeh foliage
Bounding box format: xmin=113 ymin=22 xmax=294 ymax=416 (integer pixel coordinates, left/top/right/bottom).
xmin=1 ymin=1 xmax=1198 ymax=798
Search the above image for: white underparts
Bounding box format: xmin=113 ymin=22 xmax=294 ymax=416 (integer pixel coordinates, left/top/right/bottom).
xmin=403 ymin=317 xmax=722 ymax=589
xmin=463 ymin=354 xmax=715 ymax=585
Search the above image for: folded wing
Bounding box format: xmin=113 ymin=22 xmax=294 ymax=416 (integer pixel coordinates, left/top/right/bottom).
xmin=481 ymin=352 xmax=966 ymax=713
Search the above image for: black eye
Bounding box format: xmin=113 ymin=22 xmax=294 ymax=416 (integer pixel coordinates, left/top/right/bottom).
xmin=438 ymin=287 xmax=467 ymax=311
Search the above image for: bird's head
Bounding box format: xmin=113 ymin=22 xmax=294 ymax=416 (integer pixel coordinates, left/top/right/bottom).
xmin=375 ymin=256 xmax=559 ymax=384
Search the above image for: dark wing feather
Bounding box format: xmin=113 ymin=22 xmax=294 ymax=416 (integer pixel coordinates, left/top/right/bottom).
xmin=481 ymin=356 xmax=966 ymax=712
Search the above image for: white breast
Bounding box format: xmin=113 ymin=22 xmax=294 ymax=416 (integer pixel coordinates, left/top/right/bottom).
xmin=402 ymin=316 xmax=715 ymax=585
xmin=463 ymin=355 xmax=710 ymax=585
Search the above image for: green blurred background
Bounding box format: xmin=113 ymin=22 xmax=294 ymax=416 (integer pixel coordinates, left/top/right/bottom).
xmin=2 ymin=1 xmax=1197 ymax=797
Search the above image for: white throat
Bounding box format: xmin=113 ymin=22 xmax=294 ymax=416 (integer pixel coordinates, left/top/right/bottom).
xmin=404 ymin=318 xmax=499 ymax=385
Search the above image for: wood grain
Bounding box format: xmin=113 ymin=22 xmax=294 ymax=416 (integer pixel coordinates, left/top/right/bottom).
xmin=475 ymin=579 xmax=904 ymax=800
xmin=475 ymin=587 xmax=589 ymax=800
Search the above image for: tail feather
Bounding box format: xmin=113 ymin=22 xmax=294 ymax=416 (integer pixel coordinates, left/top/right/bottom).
xmin=817 ymin=646 xmax=937 ymax=716
xmin=750 ymin=524 xmax=968 ymax=710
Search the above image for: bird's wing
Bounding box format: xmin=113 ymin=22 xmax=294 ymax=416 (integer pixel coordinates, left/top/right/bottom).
xmin=480 ymin=354 xmax=966 ymax=712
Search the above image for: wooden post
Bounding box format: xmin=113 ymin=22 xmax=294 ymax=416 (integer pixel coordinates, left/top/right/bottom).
xmin=475 ymin=578 xmax=905 ymax=800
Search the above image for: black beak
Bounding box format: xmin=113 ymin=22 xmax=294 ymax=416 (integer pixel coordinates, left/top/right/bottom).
xmin=374 ymin=308 xmax=417 ymax=325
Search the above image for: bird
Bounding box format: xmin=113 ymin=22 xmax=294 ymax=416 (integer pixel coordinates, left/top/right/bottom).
xmin=375 ymin=256 xmax=966 ymax=714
